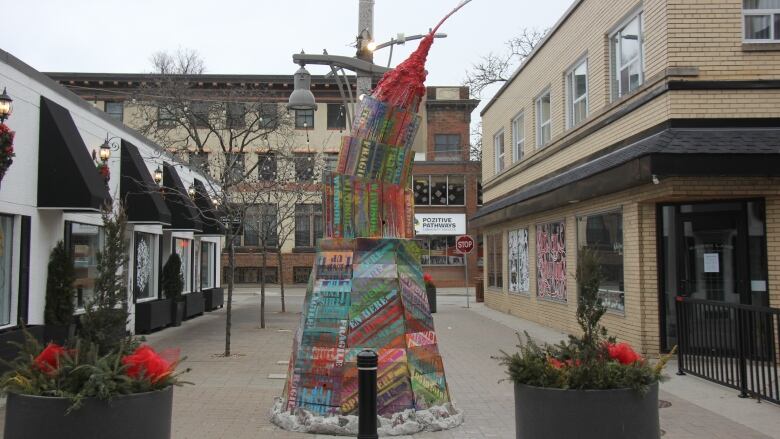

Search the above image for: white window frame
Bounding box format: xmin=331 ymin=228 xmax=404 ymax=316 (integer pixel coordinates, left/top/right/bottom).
xmin=743 ymin=2 xmax=780 ymax=42
xmin=511 ymin=112 xmax=525 ymax=163
xmin=0 ymin=215 xmax=19 ymax=330
xmin=535 ymin=89 xmax=552 ymax=148
xmin=133 ymin=231 xmax=160 ymax=303
xmin=200 ymin=241 xmax=216 ymax=290
xmin=610 ymin=12 xmax=645 ymax=100
xmin=493 ymin=129 xmax=505 ymax=173
xmin=566 ymin=58 xmax=589 ymax=129
xmin=173 ymin=237 xmax=193 ymax=294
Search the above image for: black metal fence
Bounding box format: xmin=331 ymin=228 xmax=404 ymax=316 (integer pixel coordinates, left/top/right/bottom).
xmin=676 ymin=297 xmax=780 ymax=404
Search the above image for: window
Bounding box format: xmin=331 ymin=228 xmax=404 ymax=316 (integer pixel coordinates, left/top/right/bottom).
xmin=295 ymin=109 xmax=314 ymax=129
xmin=189 ymin=102 xmax=210 ymax=128
xmin=477 ymin=177 xmax=483 ymax=206
xmin=511 ymin=113 xmax=524 ymax=162
xmin=134 ymin=232 xmax=158 ymax=300
xmin=295 ymin=204 xmax=323 ymax=247
xmin=105 ymin=101 xmax=124 ymax=122
xmin=434 ymin=134 xmax=462 ymax=161
xmin=327 ymin=103 xmax=346 ymax=130
xmin=577 ymin=211 xmax=624 ymax=313
xmin=243 ymin=204 xmax=278 ymax=248
xmin=536 ymin=221 xmax=566 ymax=302
xmin=536 ymin=90 xmax=551 ymax=148
xmin=419 ymin=236 xmax=464 ymax=266
xmin=223 ymin=152 xmax=245 ymax=183
xmin=744 ymin=1 xmax=780 ymax=41
xmin=493 ymin=130 xmax=505 ymax=173
xmin=293 ymin=267 xmax=311 ymax=284
xmin=189 ymin=151 xmax=209 ymax=174
xmin=487 ymin=233 xmax=503 ymax=288
xmin=200 ymin=241 xmax=215 ymax=289
xmin=611 ymin=12 xmax=644 ymax=99
xmin=69 ymin=222 xmax=105 ymax=309
xmin=257 ymin=103 xmax=279 ymax=129
xmin=324 ymin=153 xmax=339 ymax=173
xmin=226 ymin=102 xmax=246 ymax=129
xmin=413 ymin=175 xmax=464 ymax=206
xmin=158 ymin=106 xmax=178 ymax=128
xmin=508 ymin=228 xmax=530 ymax=294
xmin=294 ymin=153 xmax=315 ymax=181
xmin=0 ymin=216 xmax=13 ymax=326
xmin=174 ymin=238 xmax=192 ymax=293
xmin=567 ymin=59 xmax=588 ymax=128
xmin=258 ymin=153 xmax=277 ymax=181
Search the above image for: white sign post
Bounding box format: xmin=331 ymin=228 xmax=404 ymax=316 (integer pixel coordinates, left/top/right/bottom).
xmin=455 ymin=235 xmax=475 ymax=309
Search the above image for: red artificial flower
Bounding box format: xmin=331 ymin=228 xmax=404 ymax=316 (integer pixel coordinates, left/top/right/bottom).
xmin=607 ymin=342 xmax=642 ymax=365
xmin=423 ymin=273 xmax=433 ymax=283
xmin=122 ymin=346 xmax=176 ymax=383
xmin=34 ymin=343 xmax=68 ymax=375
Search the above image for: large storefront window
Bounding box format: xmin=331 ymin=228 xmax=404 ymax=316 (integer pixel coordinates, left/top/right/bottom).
xmin=69 ymin=223 xmax=105 ymax=309
xmin=413 ymin=175 xmax=465 ymax=206
xmin=508 ymin=228 xmax=530 ymax=294
xmin=536 ymin=221 xmax=566 ymax=302
xmin=419 ymin=236 xmax=464 ymax=266
xmin=0 ymin=216 xmax=13 ymax=326
xmin=134 ymin=232 xmax=158 ymax=301
xmin=577 ymin=211 xmax=624 ymax=313
xmin=174 ymin=238 xmax=192 ymax=293
xmin=487 ymin=233 xmax=503 ymax=288
xmin=201 ymin=241 xmax=215 ymax=289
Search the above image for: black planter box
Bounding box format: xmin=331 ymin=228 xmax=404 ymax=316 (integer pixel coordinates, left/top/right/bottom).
xmin=184 ymin=291 xmax=204 ymax=319
xmin=514 ymin=382 xmax=659 ymax=439
xmin=0 ymin=326 xmax=44 ymax=372
xmin=203 ymin=287 xmax=224 ymax=311
xmin=135 ymin=298 xmax=173 ymax=334
xmin=44 ymin=324 xmax=75 ymax=345
xmin=5 ymin=386 xmax=173 ymax=439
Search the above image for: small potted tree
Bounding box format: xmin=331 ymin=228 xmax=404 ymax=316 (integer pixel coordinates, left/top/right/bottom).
xmin=1 ymin=206 xmax=189 ymax=439
xmin=496 ymin=248 xmax=675 ymax=439
xmin=43 ymin=241 xmax=76 ymax=345
xmin=424 ymin=272 xmax=437 ymax=314
xmin=162 ymin=254 xmax=185 ymax=327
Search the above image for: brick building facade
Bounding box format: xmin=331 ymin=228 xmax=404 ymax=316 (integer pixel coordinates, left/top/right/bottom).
xmin=475 ymin=0 xmax=780 ymax=355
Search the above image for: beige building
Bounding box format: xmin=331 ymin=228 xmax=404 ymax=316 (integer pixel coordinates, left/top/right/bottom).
xmin=474 ymin=0 xmax=780 ymax=356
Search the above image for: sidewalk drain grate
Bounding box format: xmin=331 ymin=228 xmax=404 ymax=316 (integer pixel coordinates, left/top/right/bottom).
xmin=659 ymin=400 xmax=672 ymax=409
xmin=268 ymin=374 xmax=287 ymax=380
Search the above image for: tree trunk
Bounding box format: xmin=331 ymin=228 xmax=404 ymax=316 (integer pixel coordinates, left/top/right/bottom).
xmin=277 ymin=251 xmax=286 ymax=313
xmin=260 ymin=246 xmax=266 ymax=329
xmin=225 ymin=237 xmax=234 ymax=357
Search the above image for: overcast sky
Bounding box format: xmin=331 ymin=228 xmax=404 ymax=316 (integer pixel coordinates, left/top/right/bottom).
xmin=5 ymin=0 xmax=574 ymax=106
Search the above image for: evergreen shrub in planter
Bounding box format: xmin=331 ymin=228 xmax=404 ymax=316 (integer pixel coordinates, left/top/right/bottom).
xmin=43 ymin=241 xmax=76 ymax=344
xmin=496 ymin=249 xmax=675 ymax=439
xmin=162 ymin=254 xmax=185 ymax=327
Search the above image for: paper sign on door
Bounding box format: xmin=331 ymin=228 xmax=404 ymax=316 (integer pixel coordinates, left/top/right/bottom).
xmin=703 ymin=253 xmax=719 ymax=273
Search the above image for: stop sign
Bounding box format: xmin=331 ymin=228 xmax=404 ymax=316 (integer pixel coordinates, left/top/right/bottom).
xmin=455 ymin=235 xmax=475 ymax=254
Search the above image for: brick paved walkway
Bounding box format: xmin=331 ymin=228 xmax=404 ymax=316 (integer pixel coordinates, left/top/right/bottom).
xmin=3 ymin=288 xmax=776 ymax=438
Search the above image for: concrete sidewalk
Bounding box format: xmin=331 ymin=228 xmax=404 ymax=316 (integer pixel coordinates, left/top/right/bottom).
xmin=13 ymin=287 xmax=774 ymax=439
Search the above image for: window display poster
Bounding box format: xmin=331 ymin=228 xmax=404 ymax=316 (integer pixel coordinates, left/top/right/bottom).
xmin=508 ymin=228 xmax=529 ymax=293
xmin=537 ymin=221 xmax=566 ymax=301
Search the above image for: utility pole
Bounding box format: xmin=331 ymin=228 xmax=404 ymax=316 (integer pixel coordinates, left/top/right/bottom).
xmin=356 ymin=0 xmax=375 ymax=97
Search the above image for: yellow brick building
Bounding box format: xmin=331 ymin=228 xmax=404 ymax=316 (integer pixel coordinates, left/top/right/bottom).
xmin=474 ymin=0 xmax=780 ymax=355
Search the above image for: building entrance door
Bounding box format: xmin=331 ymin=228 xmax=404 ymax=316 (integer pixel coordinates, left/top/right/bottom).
xmin=660 ymin=201 xmax=768 ymax=351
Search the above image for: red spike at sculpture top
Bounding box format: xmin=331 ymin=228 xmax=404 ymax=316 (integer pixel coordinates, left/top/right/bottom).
xmin=372 ymin=0 xmax=472 ymax=111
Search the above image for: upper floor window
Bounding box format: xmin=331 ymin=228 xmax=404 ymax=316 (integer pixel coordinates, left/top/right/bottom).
xmin=611 ymin=12 xmax=644 ymax=99
xmin=511 ymin=113 xmax=524 ymax=162
xmin=434 ymin=134 xmax=462 ymax=161
xmin=226 ymin=102 xmax=246 ymax=129
xmin=223 ymin=152 xmax=245 ymax=183
xmin=413 ymin=175 xmax=465 ymax=206
xmin=477 ymin=177 xmax=483 ymax=206
xmin=188 ymin=151 xmax=209 ymax=174
xmin=257 ymin=153 xmax=277 ymax=181
xmin=294 ymin=153 xmax=315 ymax=181
xmin=188 ymin=102 xmax=210 ymax=128
xmin=295 ymin=204 xmax=323 ymax=247
xmin=324 ymin=152 xmax=339 ymax=173
xmin=158 ymin=106 xmax=178 ymax=128
xmin=536 ymin=90 xmax=551 ymax=148
xmin=567 ymin=59 xmax=588 ymax=128
xmin=744 ymin=1 xmax=780 ymax=41
xmin=493 ymin=129 xmax=505 ymax=173
xmin=295 ymin=109 xmax=314 ymax=129
xmin=259 ymin=103 xmax=279 ymax=129
xmin=105 ymin=101 xmax=124 ymax=122
xmin=326 ymin=104 xmax=346 ymax=130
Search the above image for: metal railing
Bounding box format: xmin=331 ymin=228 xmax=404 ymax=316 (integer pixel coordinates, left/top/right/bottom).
xmin=676 ymin=297 xmax=780 ymax=404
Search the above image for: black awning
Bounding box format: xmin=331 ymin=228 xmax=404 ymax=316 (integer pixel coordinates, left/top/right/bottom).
xmin=120 ymin=140 xmax=171 ymax=225
xmin=162 ymin=162 xmax=202 ymax=231
xmin=472 ymin=126 xmax=780 ymax=228
xmin=192 ymin=179 xmax=224 ymax=235
xmin=37 ymin=96 xmax=111 ymax=211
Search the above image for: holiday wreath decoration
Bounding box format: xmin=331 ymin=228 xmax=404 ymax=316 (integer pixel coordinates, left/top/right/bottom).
xmin=0 ymin=123 xmax=16 ymax=186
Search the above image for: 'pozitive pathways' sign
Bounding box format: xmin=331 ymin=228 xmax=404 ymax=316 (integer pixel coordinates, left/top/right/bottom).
xmin=413 ymin=214 xmax=466 ymax=235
